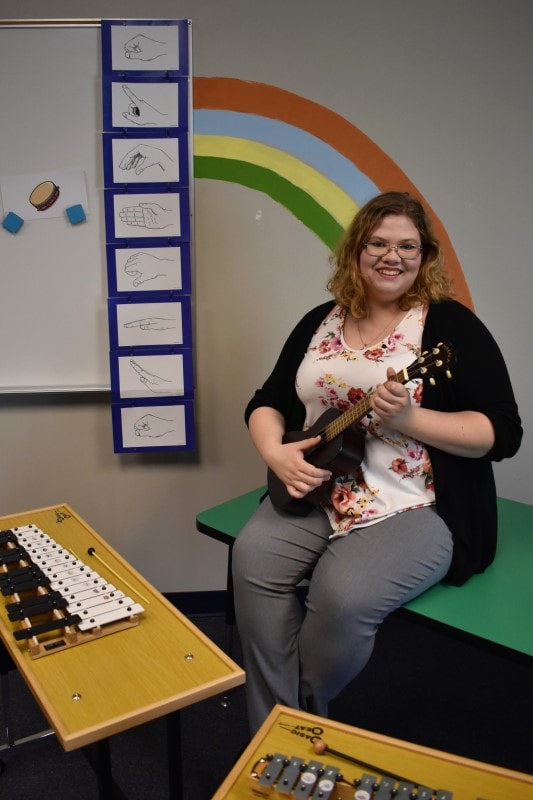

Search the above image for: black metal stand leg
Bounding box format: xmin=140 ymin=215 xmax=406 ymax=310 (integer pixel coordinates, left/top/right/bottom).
xmin=226 ymin=543 xmax=236 ymax=627
xmin=166 ymin=709 xmax=183 ymax=800
xmin=83 ymin=738 xmax=126 ymax=800
xmin=0 ymin=665 xmax=54 ymax=753
xmin=0 ymin=671 xmax=14 ymax=748
xmin=225 ymin=543 xmax=236 ymax=654
xmin=0 ymin=643 xmax=15 ymax=749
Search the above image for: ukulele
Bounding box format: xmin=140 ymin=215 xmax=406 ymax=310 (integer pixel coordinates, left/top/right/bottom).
xmin=267 ymin=342 xmax=452 ymax=516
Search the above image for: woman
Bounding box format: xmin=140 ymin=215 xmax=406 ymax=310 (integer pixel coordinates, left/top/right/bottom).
xmin=232 ymin=191 xmax=522 ymax=733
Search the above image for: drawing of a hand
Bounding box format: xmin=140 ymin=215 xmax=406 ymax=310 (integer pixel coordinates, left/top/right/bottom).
xmin=130 ymin=359 xmax=173 ymax=393
xmin=119 ymin=144 xmax=174 ymax=176
xmin=124 ymin=317 xmax=177 ymax=331
xmin=134 ymin=414 xmax=174 ymax=438
xmin=122 ymin=85 xmax=168 ymax=126
xmin=124 ymin=35 xmax=167 ymax=62
xmin=119 ymin=202 xmax=175 ymax=229
xmin=124 ymin=251 xmax=172 ymax=286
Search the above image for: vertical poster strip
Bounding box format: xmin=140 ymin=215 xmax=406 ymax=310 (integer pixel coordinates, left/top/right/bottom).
xmin=101 ymin=19 xmax=194 ymax=453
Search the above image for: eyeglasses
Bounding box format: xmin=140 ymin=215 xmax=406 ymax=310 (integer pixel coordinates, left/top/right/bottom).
xmin=363 ymin=241 xmax=422 ymax=260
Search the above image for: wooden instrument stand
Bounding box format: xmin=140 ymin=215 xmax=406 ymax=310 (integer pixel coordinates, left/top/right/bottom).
xmin=0 ymin=503 xmax=245 ymax=798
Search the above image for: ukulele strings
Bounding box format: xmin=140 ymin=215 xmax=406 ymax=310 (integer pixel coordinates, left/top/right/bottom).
xmin=324 ymin=366 xmax=409 ymax=442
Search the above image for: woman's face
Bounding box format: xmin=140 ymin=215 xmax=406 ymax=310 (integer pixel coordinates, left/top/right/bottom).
xmin=358 ymin=214 xmax=422 ymax=305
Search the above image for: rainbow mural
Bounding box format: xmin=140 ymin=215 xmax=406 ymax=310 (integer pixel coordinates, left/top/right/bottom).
xmin=193 ymin=77 xmax=472 ymax=309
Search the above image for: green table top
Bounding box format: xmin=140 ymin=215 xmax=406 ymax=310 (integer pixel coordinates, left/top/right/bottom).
xmin=197 ymin=490 xmax=533 ymax=659
xmin=404 ymin=497 xmax=533 ymax=657
xmin=196 ymin=485 xmax=267 ymax=545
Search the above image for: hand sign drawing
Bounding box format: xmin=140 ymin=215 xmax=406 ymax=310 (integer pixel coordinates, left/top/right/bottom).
xmin=118 ymin=144 xmax=174 ymax=176
xmin=123 ymin=317 xmax=177 ymax=331
xmin=130 ymin=359 xmax=173 ymax=393
xmin=134 ymin=413 xmax=175 ymax=438
xmin=121 ymin=85 xmax=168 ymax=126
xmin=124 ymin=251 xmax=173 ymax=287
xmin=119 ymin=202 xmax=175 ymax=229
xmin=124 ymin=35 xmax=167 ymax=62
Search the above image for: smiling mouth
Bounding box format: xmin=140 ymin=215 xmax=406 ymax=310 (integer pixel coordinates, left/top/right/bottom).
xmin=377 ymin=267 xmax=402 ymax=277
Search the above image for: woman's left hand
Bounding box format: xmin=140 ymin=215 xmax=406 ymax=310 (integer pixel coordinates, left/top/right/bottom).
xmin=371 ymin=368 xmax=495 ymax=458
xmin=371 ymin=367 xmax=412 ymax=429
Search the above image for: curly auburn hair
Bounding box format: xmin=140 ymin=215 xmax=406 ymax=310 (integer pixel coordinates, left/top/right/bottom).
xmin=327 ymin=191 xmax=453 ymax=318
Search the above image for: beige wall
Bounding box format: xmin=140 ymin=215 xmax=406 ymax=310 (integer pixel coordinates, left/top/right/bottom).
xmin=1 ymin=1 xmax=531 ymax=591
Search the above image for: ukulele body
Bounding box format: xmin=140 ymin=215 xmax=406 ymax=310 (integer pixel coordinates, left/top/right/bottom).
xmin=267 ymin=407 xmax=367 ymax=516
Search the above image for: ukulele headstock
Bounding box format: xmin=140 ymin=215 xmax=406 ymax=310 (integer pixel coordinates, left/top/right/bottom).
xmin=405 ymin=342 xmax=453 ymax=386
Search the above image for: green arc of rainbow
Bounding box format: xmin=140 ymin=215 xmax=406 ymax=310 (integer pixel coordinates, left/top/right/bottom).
xmin=193 ymin=77 xmax=472 ymax=309
xmin=194 ymin=142 xmax=351 ymax=251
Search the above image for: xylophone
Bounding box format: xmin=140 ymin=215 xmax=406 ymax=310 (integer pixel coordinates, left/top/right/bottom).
xmin=250 ymin=750 xmax=453 ymax=799
xmin=0 ymin=520 xmax=144 ymax=658
xmin=212 ymin=706 xmax=533 ymax=800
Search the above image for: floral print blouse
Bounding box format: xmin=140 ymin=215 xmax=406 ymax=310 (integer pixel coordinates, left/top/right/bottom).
xmin=295 ymin=304 xmax=435 ymax=537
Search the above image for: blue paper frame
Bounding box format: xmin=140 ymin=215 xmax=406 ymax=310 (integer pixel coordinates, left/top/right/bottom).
xmin=101 ymin=19 xmax=195 ymax=455
xmin=104 ymin=188 xmax=190 ymax=243
xmin=101 ymin=19 xmax=190 ymax=77
xmin=109 ymin=347 xmax=194 ymax=401
xmin=108 ymin=295 xmax=192 ymax=351
xmin=102 ymin=131 xmax=189 ymax=189
xmin=102 ymin=75 xmax=190 ymax=133
xmin=106 ymin=241 xmax=191 ymax=297
xmin=111 ymin=398 xmax=195 ymax=453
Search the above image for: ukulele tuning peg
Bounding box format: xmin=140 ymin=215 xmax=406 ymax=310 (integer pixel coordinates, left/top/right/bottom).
xmin=429 ymin=377 xmax=436 ymax=386
xmin=446 ymin=370 xmax=452 ymax=379
xmin=436 ymin=359 xmax=443 ymax=367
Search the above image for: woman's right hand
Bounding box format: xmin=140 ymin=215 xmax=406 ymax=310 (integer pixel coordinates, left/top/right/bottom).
xmin=248 ymin=407 xmax=332 ymax=498
xmin=264 ymin=436 xmax=332 ymax=499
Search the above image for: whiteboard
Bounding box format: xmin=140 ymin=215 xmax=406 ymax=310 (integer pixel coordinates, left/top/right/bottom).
xmin=0 ymin=24 xmax=108 ymax=392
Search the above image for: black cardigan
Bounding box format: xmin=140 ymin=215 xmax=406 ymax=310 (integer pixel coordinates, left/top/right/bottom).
xmin=245 ymin=300 xmax=522 ymax=585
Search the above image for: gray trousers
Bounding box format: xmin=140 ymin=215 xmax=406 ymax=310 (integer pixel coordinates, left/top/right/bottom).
xmin=232 ymin=497 xmax=453 ymax=733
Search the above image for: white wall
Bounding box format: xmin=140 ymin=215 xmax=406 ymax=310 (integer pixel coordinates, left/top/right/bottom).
xmin=0 ymin=0 xmax=531 ymax=591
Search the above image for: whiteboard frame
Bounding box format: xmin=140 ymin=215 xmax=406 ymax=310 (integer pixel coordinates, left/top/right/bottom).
xmin=0 ymin=19 xmax=194 ymax=395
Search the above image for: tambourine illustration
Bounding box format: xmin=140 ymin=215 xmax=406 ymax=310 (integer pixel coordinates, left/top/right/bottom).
xmin=28 ymin=180 xmax=60 ymax=211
